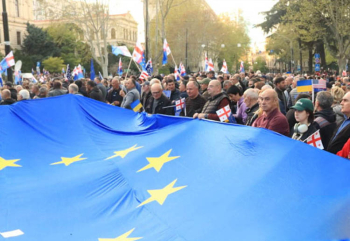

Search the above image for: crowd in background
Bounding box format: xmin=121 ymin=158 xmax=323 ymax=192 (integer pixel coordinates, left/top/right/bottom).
xmin=1 ymin=70 xmax=350 ymax=159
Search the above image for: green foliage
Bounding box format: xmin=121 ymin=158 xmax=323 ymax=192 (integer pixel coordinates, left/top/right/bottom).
xmin=42 ymin=57 xmax=65 ymax=72
xmin=13 ymin=49 xmax=33 ymax=73
xmin=253 ymin=57 xmax=268 ymax=73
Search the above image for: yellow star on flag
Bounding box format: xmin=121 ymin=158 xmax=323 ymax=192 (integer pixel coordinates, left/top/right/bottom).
xmin=137 ymin=179 xmax=187 ymax=208
xmin=137 ymin=149 xmax=179 ymax=173
xmin=98 ymin=228 xmax=142 ymax=241
xmin=105 ymin=145 xmax=143 ymax=160
xmin=50 ymin=154 xmax=87 ymax=166
xmin=0 ymin=156 xmax=21 ymax=171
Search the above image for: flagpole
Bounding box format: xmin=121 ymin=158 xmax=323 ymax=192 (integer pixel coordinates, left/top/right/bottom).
xmin=170 ymin=52 xmax=176 ymax=66
xmin=132 ymin=59 xmax=142 ymax=72
xmin=125 ymin=58 xmax=133 ymax=79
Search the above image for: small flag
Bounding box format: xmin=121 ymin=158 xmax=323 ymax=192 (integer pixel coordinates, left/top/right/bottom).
xmin=296 ymin=79 xmax=313 ymax=92
xmin=221 ymin=59 xmax=228 ymax=74
xmin=163 ymin=90 xmax=171 ymax=99
xmin=76 ymin=64 xmax=84 ymax=80
xmin=132 ymin=41 xmax=144 ymax=64
xmin=130 ymin=99 xmax=143 ymax=112
xmin=0 ymin=51 xmax=15 ymax=72
xmin=306 ymin=130 xmax=324 ymax=150
xmin=204 ymin=53 xmax=208 ymax=71
xmin=179 ymin=62 xmax=186 ymax=76
xmin=139 ymin=70 xmax=149 ymax=80
xmin=216 ymin=105 xmax=236 ymax=123
xmin=313 ymin=79 xmax=326 ymax=93
xmin=99 ymin=71 xmax=103 ymax=80
xmin=15 ymin=70 xmax=21 ymax=84
xmin=174 ymin=65 xmax=180 ymax=81
xmin=111 ymin=46 xmax=132 ymax=57
xmin=140 ymin=53 xmax=147 ymax=71
xmin=118 ymin=58 xmax=123 ymax=76
xmin=175 ymin=98 xmax=186 ymax=111
xmin=162 ymin=39 xmax=171 ymax=65
xmin=240 ymin=61 xmax=245 ymax=73
xmin=207 ymin=58 xmax=214 ymax=72
xmin=62 ymin=67 xmax=65 ymax=74
xmin=90 ymin=59 xmax=95 ymax=80
xmin=145 ymin=59 xmax=153 ymax=75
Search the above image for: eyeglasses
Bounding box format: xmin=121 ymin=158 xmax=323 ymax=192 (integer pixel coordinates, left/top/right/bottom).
xmin=152 ymin=91 xmax=161 ymax=95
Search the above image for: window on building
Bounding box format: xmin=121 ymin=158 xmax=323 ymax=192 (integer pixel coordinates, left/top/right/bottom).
xmin=17 ymin=31 xmax=21 ymax=45
xmin=111 ymin=28 xmax=116 ymax=39
xmin=15 ymin=0 xmax=20 ymax=17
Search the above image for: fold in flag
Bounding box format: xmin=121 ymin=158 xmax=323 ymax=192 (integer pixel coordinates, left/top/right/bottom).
xmin=296 ymin=79 xmax=312 ymax=92
xmin=207 ymin=58 xmax=214 ymax=72
xmin=162 ymin=39 xmax=171 ymax=65
xmin=118 ymin=58 xmax=123 ymax=76
xmin=0 ymin=75 xmax=3 ymax=87
xmin=221 ymin=59 xmax=228 ymax=74
xmin=0 ymin=51 xmax=15 ymax=72
xmin=306 ymin=129 xmax=324 ymax=149
xmin=240 ymin=61 xmax=245 ymax=73
xmin=2 ymin=95 xmax=350 ymax=240
xmin=130 ymin=99 xmax=143 ymax=112
xmin=132 ymin=42 xmax=144 ymax=64
xmin=216 ymin=104 xmax=235 ymax=123
xmin=112 ymin=45 xmax=132 ymax=57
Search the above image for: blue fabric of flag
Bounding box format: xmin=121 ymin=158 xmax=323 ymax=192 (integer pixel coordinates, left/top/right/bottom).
xmin=0 ymin=76 xmax=3 ymax=87
xmin=99 ymin=72 xmax=103 ymax=80
xmin=1 ymin=95 xmax=350 ymax=241
xmin=162 ymin=50 xmax=167 ymax=65
xmin=90 ymin=59 xmax=95 ymax=80
xmin=145 ymin=60 xmax=153 ymax=75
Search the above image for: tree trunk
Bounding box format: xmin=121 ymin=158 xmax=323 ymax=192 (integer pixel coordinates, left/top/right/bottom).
xmin=316 ymin=40 xmax=326 ymax=71
xmin=299 ymin=38 xmax=302 ymax=73
xmin=308 ymin=43 xmax=313 ymax=74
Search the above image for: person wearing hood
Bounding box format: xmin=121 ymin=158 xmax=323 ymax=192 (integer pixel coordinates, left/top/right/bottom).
xmin=313 ymin=91 xmax=337 ymax=149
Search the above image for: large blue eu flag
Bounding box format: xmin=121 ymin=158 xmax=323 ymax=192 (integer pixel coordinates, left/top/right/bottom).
xmin=1 ymin=95 xmax=350 ymax=241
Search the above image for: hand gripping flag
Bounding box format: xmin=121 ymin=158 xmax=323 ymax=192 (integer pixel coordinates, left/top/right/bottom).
xmin=221 ymin=59 xmax=228 ymax=74
xmin=207 ymin=58 xmax=214 ymax=72
xmin=112 ymin=46 xmax=132 ymax=57
xmin=118 ymin=58 xmax=123 ymax=76
xmin=216 ymin=105 xmax=236 ymax=123
xmin=306 ymin=129 xmax=324 ymax=149
xmin=240 ymin=61 xmax=245 ymax=73
xmin=2 ymin=94 xmax=350 ymax=241
xmin=132 ymin=42 xmax=144 ymax=64
xmin=0 ymin=51 xmax=15 ymax=73
xmin=130 ymin=99 xmax=143 ymax=112
xmin=145 ymin=59 xmax=153 ymax=75
xmin=162 ymin=38 xmax=171 ymax=65
xmin=90 ymin=59 xmax=95 ymax=80
xmin=174 ymin=65 xmax=180 ymax=81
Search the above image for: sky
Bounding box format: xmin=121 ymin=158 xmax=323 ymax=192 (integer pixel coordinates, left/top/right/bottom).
xmin=110 ymin=0 xmax=277 ymax=49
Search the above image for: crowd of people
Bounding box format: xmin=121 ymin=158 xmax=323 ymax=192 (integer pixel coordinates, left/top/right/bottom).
xmin=1 ymin=70 xmax=350 ymax=159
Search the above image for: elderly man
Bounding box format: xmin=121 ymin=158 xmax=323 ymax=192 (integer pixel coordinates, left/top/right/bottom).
xmin=69 ymin=83 xmax=83 ymax=96
xmin=193 ymin=79 xmax=230 ymax=121
xmin=182 ymin=81 xmax=206 ymax=117
xmin=243 ymin=88 xmax=259 ymax=126
xmin=0 ymin=89 xmax=16 ymax=105
xmin=107 ymin=78 xmax=124 ymax=107
xmin=327 ymin=92 xmax=350 ymax=154
xmin=252 ymin=89 xmax=290 ymax=136
xmin=141 ymin=81 xmax=152 ymax=107
xmin=223 ymin=80 xmax=233 ymax=92
xmin=313 ymin=91 xmax=337 ymax=149
xmin=145 ymin=83 xmax=173 ymax=115
xmin=120 ymin=78 xmax=140 ymax=109
xmin=18 ymin=89 xmax=30 ymax=101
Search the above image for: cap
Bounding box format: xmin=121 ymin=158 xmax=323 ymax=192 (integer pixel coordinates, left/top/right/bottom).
xmin=199 ymin=78 xmax=211 ymax=85
xmin=291 ymin=98 xmax=314 ymax=112
xmin=142 ymin=81 xmax=150 ymax=86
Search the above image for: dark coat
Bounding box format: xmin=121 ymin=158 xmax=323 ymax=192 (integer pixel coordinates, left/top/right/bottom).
xmin=0 ymin=98 xmax=16 ymax=105
xmin=327 ymin=119 xmax=350 ymax=154
xmin=9 ymin=88 xmax=17 ymax=100
xmin=145 ymin=94 xmax=174 ymax=115
xmin=313 ymin=108 xmax=337 ymax=149
xmin=245 ymin=102 xmax=259 ymax=126
xmin=170 ymin=89 xmax=181 ymax=102
xmin=88 ymin=86 xmax=104 ymax=102
xmin=290 ymin=123 xmax=318 ymax=142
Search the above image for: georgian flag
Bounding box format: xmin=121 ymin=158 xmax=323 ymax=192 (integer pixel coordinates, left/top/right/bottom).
xmin=162 ymin=39 xmax=171 ymax=65
xmin=0 ymin=51 xmax=15 ymax=72
xmin=207 ymin=58 xmax=214 ymax=71
xmin=132 ymin=41 xmax=144 ymax=64
xmin=174 ymin=65 xmax=180 ymax=81
xmin=221 ymin=59 xmax=228 ymax=74
xmin=175 ymin=98 xmax=186 ymax=111
xmin=306 ymin=130 xmax=324 ymax=149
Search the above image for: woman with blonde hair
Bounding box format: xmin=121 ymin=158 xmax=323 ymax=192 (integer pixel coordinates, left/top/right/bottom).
xmin=331 ymin=86 xmax=345 ymax=125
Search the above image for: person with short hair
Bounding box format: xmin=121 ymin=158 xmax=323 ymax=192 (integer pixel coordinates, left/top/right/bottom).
xmin=144 ymin=83 xmax=173 ymax=115
xmin=141 ymin=81 xmax=152 ymax=107
xmin=313 ymin=91 xmax=337 ymax=149
xmin=252 ymin=89 xmax=290 ymax=136
xmin=107 ymin=78 xmax=124 ymax=106
xmin=0 ymin=89 xmax=16 ymax=105
xmin=193 ymin=80 xmax=230 ymax=121
xmin=223 ymin=80 xmax=233 ymax=92
xmin=4 ymin=82 xmax=17 ymax=100
xmin=95 ymin=77 xmax=107 ymax=102
xmin=199 ymin=78 xmax=211 ymax=101
xmin=179 ymin=80 xmax=188 ymax=99
xmin=274 ymin=77 xmax=287 ymax=115
xmin=48 ymin=81 xmax=67 ymax=97
xmin=36 ymin=87 xmax=48 ymax=98
xmin=69 ymin=84 xmax=82 ymax=95
xmin=86 ymin=80 xmax=103 ymax=101
xmin=166 ymin=78 xmax=181 ymax=102
xmin=18 ymin=89 xmax=30 ymax=100
xmin=182 ymin=81 xmax=206 ymax=117
xmin=120 ymin=78 xmax=140 ymax=109
xmin=227 ymin=85 xmax=247 ymax=124
xmin=243 ymin=89 xmax=259 ymax=126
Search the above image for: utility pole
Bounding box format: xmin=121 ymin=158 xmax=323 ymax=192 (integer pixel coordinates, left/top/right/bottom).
xmin=2 ymin=0 xmax=12 ymax=83
xmin=145 ymin=0 xmax=149 ymax=61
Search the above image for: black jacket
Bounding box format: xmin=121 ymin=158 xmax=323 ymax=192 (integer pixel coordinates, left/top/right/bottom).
xmin=327 ymin=119 xmax=350 ymax=154
xmin=290 ymin=123 xmax=318 ymax=142
xmin=313 ymin=108 xmax=337 ymax=149
xmin=245 ymin=102 xmax=259 ymax=126
xmin=0 ymin=98 xmax=16 ymax=105
xmin=9 ymin=88 xmax=17 ymax=100
xmin=88 ymin=86 xmax=104 ymax=102
xmin=170 ymin=89 xmax=181 ymax=102
xmin=145 ymin=94 xmax=174 ymax=115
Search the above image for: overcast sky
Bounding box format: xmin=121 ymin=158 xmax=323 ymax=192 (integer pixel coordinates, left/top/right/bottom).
xmin=110 ymin=0 xmax=277 ymax=49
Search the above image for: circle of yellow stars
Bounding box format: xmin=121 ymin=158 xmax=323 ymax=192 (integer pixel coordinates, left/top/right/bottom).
xmin=2 ymin=144 xmax=187 ymax=240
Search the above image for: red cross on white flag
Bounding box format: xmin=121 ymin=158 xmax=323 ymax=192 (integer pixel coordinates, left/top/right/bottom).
xmin=216 ymin=105 xmax=231 ymax=123
xmin=306 ymin=130 xmax=324 ymax=149
xmin=175 ymin=98 xmax=185 ymax=111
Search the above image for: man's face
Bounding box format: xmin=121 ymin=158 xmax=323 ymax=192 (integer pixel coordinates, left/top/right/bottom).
xmin=259 ymin=91 xmax=277 ymax=112
xmin=277 ymin=80 xmax=286 ymax=91
xmin=142 ymin=84 xmax=150 ymax=93
xmin=125 ymin=80 xmax=134 ymax=90
xmin=207 ymin=81 xmax=219 ymax=97
xmin=341 ymin=92 xmax=350 ymax=117
xmin=112 ymin=80 xmax=119 ymax=90
xmin=248 ymin=80 xmax=254 ymax=88
xmin=167 ymin=82 xmax=175 ymax=91
xmin=179 ymin=81 xmax=186 ymax=92
xmin=243 ymin=94 xmax=250 ymax=107
xmin=151 ymin=86 xmax=162 ymax=100
xmin=200 ymin=83 xmax=208 ymax=90
xmin=187 ymin=82 xmax=199 ymax=99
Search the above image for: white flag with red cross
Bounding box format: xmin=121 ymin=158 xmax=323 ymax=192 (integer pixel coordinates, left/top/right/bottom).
xmin=306 ymin=130 xmax=324 ymax=149
xmin=175 ymin=98 xmax=186 ymax=111
xmin=216 ymin=105 xmax=232 ymax=123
